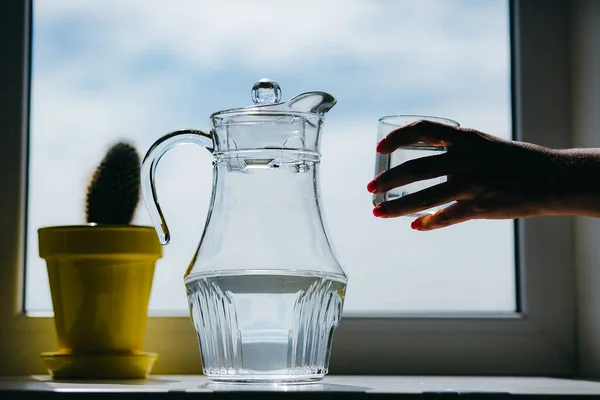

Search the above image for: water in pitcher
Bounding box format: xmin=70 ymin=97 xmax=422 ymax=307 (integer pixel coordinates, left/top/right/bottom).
xmin=185 ymin=270 xmax=346 ymax=382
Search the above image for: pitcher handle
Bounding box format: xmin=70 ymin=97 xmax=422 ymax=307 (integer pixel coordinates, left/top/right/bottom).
xmin=140 ymin=129 xmax=214 ymax=245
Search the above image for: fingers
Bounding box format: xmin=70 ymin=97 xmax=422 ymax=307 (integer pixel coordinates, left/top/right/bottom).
xmin=370 ymin=153 xmax=453 ymax=194
xmin=377 ymin=120 xmax=461 ymax=154
xmin=374 ymin=181 xmax=469 ymax=218
xmin=412 ymin=201 xmax=477 ymax=231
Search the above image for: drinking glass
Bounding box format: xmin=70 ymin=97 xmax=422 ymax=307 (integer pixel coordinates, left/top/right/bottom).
xmin=373 ymin=115 xmax=460 ymax=217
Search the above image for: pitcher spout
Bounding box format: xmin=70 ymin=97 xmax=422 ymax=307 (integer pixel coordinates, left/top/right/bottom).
xmin=284 ymin=92 xmax=337 ymax=116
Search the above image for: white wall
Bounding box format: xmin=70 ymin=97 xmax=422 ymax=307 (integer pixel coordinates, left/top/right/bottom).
xmin=572 ymin=0 xmax=600 ymax=378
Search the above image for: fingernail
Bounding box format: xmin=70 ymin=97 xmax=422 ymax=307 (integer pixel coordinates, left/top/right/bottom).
xmin=411 ymin=218 xmax=422 ymax=230
xmin=376 ymin=138 xmax=387 ymax=153
xmin=373 ymin=204 xmax=388 ymax=218
xmin=367 ymin=179 xmax=378 ymax=193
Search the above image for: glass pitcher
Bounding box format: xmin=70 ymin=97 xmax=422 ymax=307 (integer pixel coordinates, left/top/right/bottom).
xmin=140 ymin=79 xmax=348 ymax=383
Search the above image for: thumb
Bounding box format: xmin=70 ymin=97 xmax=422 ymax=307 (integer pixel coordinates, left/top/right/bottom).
xmin=414 ymin=202 xmax=475 ymax=231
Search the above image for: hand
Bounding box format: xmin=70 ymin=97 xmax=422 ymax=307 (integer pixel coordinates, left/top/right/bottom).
xmin=367 ymin=120 xmax=579 ymax=231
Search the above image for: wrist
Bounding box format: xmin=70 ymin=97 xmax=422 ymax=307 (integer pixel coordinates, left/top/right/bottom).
xmin=545 ymin=148 xmax=600 ymax=217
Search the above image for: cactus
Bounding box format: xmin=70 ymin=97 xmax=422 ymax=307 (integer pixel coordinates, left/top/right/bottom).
xmin=86 ymin=142 xmax=141 ymax=225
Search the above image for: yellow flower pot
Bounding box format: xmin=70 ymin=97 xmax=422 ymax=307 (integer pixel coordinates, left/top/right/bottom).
xmin=38 ymin=225 xmax=162 ymax=355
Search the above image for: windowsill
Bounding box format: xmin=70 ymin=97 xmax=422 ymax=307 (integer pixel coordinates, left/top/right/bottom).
xmin=1 ymin=375 xmax=600 ymax=398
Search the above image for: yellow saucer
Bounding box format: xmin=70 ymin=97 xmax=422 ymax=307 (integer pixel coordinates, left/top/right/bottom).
xmin=41 ymin=352 xmax=158 ymax=380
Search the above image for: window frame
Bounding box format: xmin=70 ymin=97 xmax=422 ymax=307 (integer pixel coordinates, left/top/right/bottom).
xmin=0 ymin=0 xmax=576 ymax=376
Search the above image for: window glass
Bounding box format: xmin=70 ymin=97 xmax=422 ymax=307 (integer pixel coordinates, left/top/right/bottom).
xmin=26 ymin=0 xmax=514 ymax=314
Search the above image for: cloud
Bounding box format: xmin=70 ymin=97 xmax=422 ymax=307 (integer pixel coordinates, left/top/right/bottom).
xmin=34 ymin=0 xmax=507 ymax=68
xmin=26 ymin=0 xmax=515 ymax=313
xmin=32 ymin=0 xmax=511 ymax=110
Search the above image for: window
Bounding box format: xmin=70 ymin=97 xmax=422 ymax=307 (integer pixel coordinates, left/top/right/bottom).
xmin=0 ymin=0 xmax=575 ymax=376
xmin=26 ymin=0 xmax=515 ymax=315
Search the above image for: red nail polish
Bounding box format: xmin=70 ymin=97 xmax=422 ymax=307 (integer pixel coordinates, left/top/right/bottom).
xmin=367 ymin=180 xmax=378 ymax=193
xmin=411 ymin=219 xmax=422 ymax=230
xmin=376 ymin=138 xmax=387 ymax=153
xmin=373 ymin=204 xmax=388 ymax=218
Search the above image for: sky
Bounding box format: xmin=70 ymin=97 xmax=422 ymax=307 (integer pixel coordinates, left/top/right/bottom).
xmin=26 ymin=0 xmax=515 ymax=315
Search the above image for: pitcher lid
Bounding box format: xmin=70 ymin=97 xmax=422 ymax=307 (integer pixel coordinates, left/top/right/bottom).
xmin=210 ymin=79 xmax=337 ymax=121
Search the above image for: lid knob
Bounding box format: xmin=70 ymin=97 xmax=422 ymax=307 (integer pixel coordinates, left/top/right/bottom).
xmin=251 ymin=78 xmax=282 ymax=105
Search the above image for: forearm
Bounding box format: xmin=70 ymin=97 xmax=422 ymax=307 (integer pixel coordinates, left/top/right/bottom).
xmin=550 ymin=148 xmax=600 ymax=217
